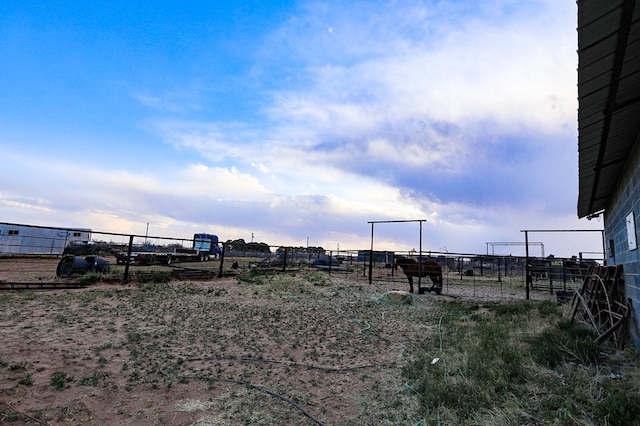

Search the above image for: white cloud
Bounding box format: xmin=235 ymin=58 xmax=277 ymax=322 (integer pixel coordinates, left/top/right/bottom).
xmin=174 ymin=164 xmax=271 ymax=200
xmin=1 ymin=0 xmax=595 ymax=255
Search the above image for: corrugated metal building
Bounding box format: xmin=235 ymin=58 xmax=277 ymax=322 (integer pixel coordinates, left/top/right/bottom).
xmin=577 ymin=0 xmax=640 ymax=349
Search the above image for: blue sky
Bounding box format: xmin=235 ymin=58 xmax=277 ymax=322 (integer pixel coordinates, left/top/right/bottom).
xmin=0 ymin=0 xmax=604 ymax=257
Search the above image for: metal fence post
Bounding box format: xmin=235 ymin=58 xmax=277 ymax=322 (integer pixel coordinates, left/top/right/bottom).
xmin=122 ymin=235 xmax=134 ymax=285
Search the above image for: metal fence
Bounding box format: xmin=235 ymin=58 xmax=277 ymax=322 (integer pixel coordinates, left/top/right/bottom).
xmin=0 ymin=223 xmax=602 ymax=301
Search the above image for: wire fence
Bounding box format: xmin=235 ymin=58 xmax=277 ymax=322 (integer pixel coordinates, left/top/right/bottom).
xmin=0 ymin=223 xmax=603 ymax=301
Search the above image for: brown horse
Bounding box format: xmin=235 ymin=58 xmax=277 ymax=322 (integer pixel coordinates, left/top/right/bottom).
xmin=394 ymin=256 xmax=443 ymax=294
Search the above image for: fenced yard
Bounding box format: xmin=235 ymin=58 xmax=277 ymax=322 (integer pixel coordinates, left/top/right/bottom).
xmin=1 ymin=250 xmax=585 ymax=305
xmin=0 ymin=254 xmax=638 ymax=425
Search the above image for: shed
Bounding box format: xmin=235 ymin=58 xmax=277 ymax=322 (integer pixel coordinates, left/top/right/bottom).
xmin=577 ymin=0 xmax=640 ymax=349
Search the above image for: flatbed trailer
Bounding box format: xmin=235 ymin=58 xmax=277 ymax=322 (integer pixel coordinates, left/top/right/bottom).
xmin=115 ymin=233 xmax=222 ymax=265
xmin=116 ymin=248 xmax=213 ymax=265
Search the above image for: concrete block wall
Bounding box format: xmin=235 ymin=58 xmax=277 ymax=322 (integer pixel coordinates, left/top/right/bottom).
xmin=604 ymin=139 xmax=640 ymax=350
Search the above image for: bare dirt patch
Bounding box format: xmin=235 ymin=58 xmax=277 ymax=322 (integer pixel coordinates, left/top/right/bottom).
xmin=0 ymin=261 xmax=451 ymax=425
xmin=0 ymin=256 xmax=561 ymax=425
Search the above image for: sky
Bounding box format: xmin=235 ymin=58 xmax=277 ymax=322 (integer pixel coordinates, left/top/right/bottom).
xmin=0 ymin=0 xmax=605 ymax=258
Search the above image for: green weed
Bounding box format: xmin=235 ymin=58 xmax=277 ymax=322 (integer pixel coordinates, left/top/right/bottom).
xmin=528 ymin=318 xmax=602 ymax=368
xmin=594 ymin=385 xmax=640 ymax=426
xmin=303 ymin=271 xmax=332 ymax=286
xmin=403 ymin=300 xmax=640 ymax=425
xmin=8 ymin=362 xmax=27 ymax=371
xmin=78 ymin=373 xmax=103 ymax=386
xmin=79 ymin=273 xmax=102 ymax=285
xmin=236 ymin=267 xmax=268 ymax=285
xmin=18 ymin=374 xmax=33 ymax=385
xmin=153 ymin=271 xmax=172 ymax=283
xmin=51 ymin=371 xmax=73 ymax=390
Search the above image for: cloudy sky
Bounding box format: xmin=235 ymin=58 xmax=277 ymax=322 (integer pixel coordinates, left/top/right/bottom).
xmin=0 ymin=0 xmax=604 ymax=257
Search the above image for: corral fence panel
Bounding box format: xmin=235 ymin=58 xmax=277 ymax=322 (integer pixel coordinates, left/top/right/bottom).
xmin=1 ymin=223 xmax=603 ymax=301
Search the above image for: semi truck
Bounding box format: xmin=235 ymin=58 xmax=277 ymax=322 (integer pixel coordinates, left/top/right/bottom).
xmin=115 ymin=233 xmax=222 ymax=265
xmin=0 ymin=223 xmax=91 ymax=256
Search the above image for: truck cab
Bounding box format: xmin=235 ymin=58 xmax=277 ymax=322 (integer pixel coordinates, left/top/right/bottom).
xmin=193 ymin=233 xmax=222 ymax=259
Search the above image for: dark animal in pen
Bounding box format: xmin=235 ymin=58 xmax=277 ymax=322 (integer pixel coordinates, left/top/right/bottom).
xmin=394 ymin=256 xmax=443 ymax=294
xmin=529 ymin=259 xmax=550 ymax=281
xmin=564 ymin=258 xmax=596 ymax=282
xmin=529 ymin=257 xmax=596 ymax=287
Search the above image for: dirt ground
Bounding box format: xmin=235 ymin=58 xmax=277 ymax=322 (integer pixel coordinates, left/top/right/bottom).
xmin=0 ymin=257 xmax=555 ymax=425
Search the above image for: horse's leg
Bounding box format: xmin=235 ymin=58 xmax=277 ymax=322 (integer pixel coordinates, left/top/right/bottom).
xmin=426 ymin=274 xmax=435 ymax=293
xmin=435 ymin=273 xmax=443 ymax=294
xmin=407 ymin=275 xmax=414 ymax=293
xmin=428 ymin=273 xmax=442 ymax=294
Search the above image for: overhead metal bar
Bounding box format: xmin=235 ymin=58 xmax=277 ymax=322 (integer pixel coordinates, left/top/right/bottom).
xmin=519 ymin=229 xmax=603 ymax=233
xmin=485 ymin=241 xmax=545 ymax=257
xmin=367 ymin=219 xmax=427 ymax=285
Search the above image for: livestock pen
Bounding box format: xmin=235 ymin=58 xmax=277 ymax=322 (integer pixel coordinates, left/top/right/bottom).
xmin=0 ymin=223 xmax=602 ymax=303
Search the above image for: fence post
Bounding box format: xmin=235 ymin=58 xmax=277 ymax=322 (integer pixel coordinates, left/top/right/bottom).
xmin=218 ymin=243 xmax=226 ymax=278
xmin=121 ymin=235 xmax=134 ymax=285
xmin=525 ymin=231 xmax=530 ymax=300
xmin=282 ymin=247 xmax=288 ymax=273
xmin=368 ymin=223 xmax=374 ymax=285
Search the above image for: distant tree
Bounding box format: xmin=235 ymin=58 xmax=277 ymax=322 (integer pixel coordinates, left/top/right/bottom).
xmin=225 ymin=239 xmax=247 ymax=252
xmin=246 ymin=242 xmax=271 ymax=253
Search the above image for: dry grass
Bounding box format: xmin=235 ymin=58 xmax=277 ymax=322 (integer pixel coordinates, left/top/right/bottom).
xmin=0 ymin=260 xmax=638 ymax=425
xmin=403 ymin=299 xmax=640 ymax=425
xmin=0 ymin=268 xmax=437 ymax=425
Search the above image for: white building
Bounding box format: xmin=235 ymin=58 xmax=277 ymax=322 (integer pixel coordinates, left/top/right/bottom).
xmin=0 ymin=222 xmax=91 ymax=255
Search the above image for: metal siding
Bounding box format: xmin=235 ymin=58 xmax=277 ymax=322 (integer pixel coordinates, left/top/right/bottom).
xmin=578 ymin=0 xmax=640 ymax=218
xmin=0 ymin=224 xmax=91 ymax=255
xmin=578 ymin=0 xmax=624 ymax=29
